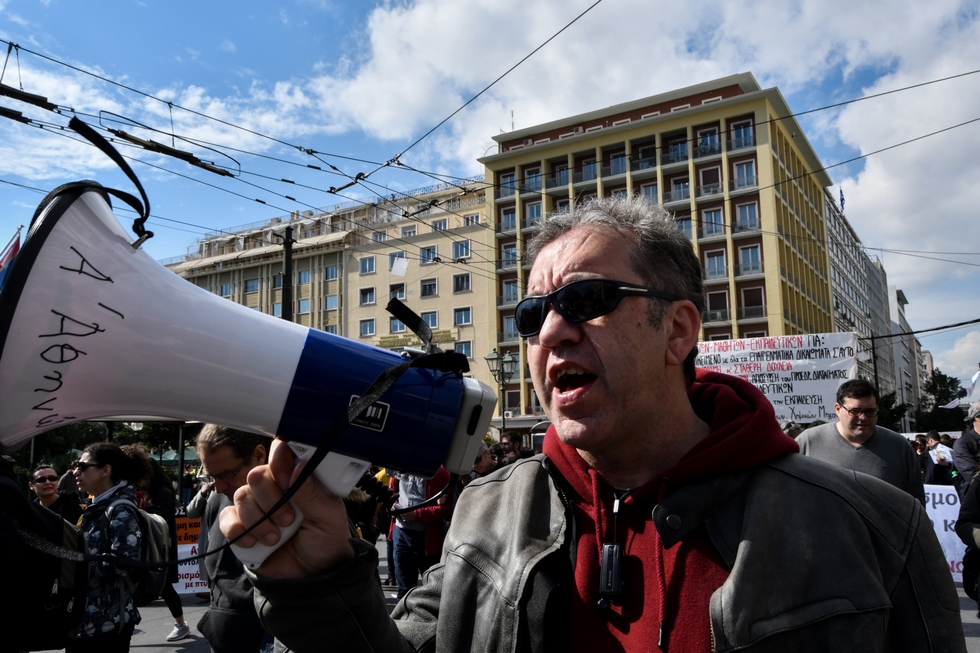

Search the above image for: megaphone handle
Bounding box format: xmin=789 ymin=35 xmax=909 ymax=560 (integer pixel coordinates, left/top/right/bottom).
xmin=230 ymin=442 xmax=372 ymax=571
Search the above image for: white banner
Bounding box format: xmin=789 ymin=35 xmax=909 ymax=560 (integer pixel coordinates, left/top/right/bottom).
xmin=696 ymin=333 xmax=857 ymax=423
xmin=173 ymin=543 xmax=209 ymax=594
xmin=924 ymin=484 xmax=963 ymax=583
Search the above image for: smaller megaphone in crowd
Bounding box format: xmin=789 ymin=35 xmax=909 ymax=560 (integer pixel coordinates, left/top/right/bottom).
xmin=0 ymin=181 xmax=497 ymax=568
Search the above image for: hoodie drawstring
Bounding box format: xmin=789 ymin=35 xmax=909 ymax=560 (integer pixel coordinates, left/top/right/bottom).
xmin=655 ymin=477 xmax=671 ymax=652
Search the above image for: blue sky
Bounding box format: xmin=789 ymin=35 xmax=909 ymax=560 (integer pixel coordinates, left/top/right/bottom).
xmin=3 ymin=0 xmax=980 ymax=391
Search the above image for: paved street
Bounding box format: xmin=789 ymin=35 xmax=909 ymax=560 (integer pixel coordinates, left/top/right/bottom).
xmin=45 ymin=539 xmax=980 ymax=651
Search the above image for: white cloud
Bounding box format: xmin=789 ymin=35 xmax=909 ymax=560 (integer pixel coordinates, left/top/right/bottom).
xmin=934 ymin=331 xmax=980 ymax=386
xmin=219 ymin=39 xmax=236 ymax=53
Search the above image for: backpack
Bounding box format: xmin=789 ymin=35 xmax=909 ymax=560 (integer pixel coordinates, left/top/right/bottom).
xmin=102 ymin=498 xmax=170 ymax=607
xmin=0 ymin=470 xmax=89 ymax=651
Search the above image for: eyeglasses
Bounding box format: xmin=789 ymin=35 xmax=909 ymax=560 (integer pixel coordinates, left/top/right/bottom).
xmin=32 ymin=475 xmax=59 ymax=484
xmin=74 ymin=461 xmax=104 ymax=472
xmin=515 ymin=278 xmax=681 ymax=338
xmin=842 ymin=407 xmax=879 ymax=418
xmin=202 ymin=457 xmax=249 ymax=483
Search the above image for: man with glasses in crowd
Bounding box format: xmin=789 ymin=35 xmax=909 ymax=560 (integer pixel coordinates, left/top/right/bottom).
xmin=222 ymin=196 xmax=961 ymax=652
xmin=196 ymin=424 xmax=272 ymax=653
xmin=797 ymin=379 xmax=926 ymax=505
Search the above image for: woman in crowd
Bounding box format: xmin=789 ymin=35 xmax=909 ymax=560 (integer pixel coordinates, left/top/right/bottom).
xmin=69 ymin=443 xmax=151 ymax=653
xmin=29 ymin=463 xmax=84 ymax=525
xmin=144 ymin=458 xmax=190 ymax=642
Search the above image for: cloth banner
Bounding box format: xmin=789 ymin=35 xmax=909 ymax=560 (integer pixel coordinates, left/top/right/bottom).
xmin=172 ymin=514 xmax=209 ymax=594
xmin=696 ymin=333 xmax=857 ymax=423
xmin=924 ymin=484 xmax=963 ymax=583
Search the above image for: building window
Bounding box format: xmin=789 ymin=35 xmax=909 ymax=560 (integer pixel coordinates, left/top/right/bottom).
xmin=703 ymin=209 xmax=724 ymax=236
xmin=524 ymin=168 xmax=541 ymax=192
xmin=273 ymin=303 xmax=282 ymax=317
xmin=373 ymin=231 xmax=387 ymax=242
xmin=325 ymin=324 xmax=338 ymax=335
xmin=525 ymin=203 xmax=542 ymax=226
xmin=388 ymin=283 xmax=405 ymax=300
xmin=697 ymin=128 xmax=720 ymax=156
xmin=455 ymin=341 xmax=472 ymax=359
xmin=730 ymin=121 xmax=754 ymax=149
xmin=299 ymin=270 xmax=311 ymax=285
xmin=431 ymin=219 xmax=448 ymax=232
xmin=244 ymin=279 xmax=259 ymax=293
xmin=706 ymin=292 xmax=728 ymax=321
xmin=325 ymin=265 xmax=338 ymax=280
xmin=421 ymin=278 xmax=437 ymax=297
xmin=736 ymin=203 xmax=759 ymax=230
xmin=503 ymin=279 xmax=519 ymax=303
xmin=454 ymin=307 xmax=472 ymax=326
xmin=500 ymin=207 xmax=517 ymax=231
xmin=500 ymin=173 xmax=516 ymax=197
xmin=676 ymin=217 xmax=692 ymax=240
xmin=583 ymin=158 xmax=597 ymax=180
xmin=453 ymin=273 xmax=471 ymax=293
xmin=402 ymin=225 xmax=417 ymax=238
xmin=389 ymin=250 xmax=406 ymax=270
xmin=641 ymin=183 xmax=658 ymax=204
xmin=610 ymin=154 xmax=627 ymax=175
xmin=611 ymin=189 xmax=627 ymax=199
xmin=744 ymin=330 xmax=767 ymax=338
xmin=705 ymin=251 xmax=726 ymax=279
xmin=453 ymin=240 xmax=471 ymax=260
xmin=298 ymin=299 xmax=311 ymax=314
xmin=220 ymin=283 xmax=232 ymax=297
xmin=708 ymin=332 xmax=732 ymax=341
xmin=420 ymin=246 xmax=437 ymax=265
xmin=463 ymin=214 xmax=480 ymax=226
xmin=360 ymin=288 xmax=376 ymax=305
xmin=734 ymin=161 xmax=756 ymax=189
xmin=326 ymin=295 xmax=338 ymax=310
xmin=504 ymin=316 xmax=519 ymax=341
xmin=390 ymin=317 xmax=406 ymax=333
xmin=422 ymin=311 xmax=438 ymax=328
xmin=555 ymin=199 xmax=570 ymax=213
xmin=360 ymin=257 xmax=375 ymax=274
xmin=360 ymin=319 xmax=375 ymax=337
xmin=273 ymin=274 xmax=283 ymax=289
xmin=738 ymin=245 xmax=761 ymax=275
xmin=502 ymin=244 xmax=518 ymax=267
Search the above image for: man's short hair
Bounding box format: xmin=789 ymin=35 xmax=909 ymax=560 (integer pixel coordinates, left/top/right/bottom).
xmin=197 ymin=424 xmax=267 ymax=462
xmin=836 ymin=379 xmax=879 ymax=406
xmin=926 ymin=430 xmax=941 ymax=443
xmin=525 ymin=196 xmax=706 ymax=383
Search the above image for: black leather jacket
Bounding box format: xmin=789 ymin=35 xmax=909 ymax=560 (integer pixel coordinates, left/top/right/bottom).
xmin=252 ymin=454 xmax=964 ymax=653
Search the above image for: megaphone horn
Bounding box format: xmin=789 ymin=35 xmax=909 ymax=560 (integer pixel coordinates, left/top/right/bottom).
xmin=0 ymin=183 xmax=496 ymax=503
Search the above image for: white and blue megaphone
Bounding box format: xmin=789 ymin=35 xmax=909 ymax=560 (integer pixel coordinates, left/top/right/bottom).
xmin=0 ymin=177 xmax=497 ymax=567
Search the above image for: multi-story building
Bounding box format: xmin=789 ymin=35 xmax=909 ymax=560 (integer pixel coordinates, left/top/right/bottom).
xmin=165 ymin=178 xmax=500 ymax=395
xmin=479 ymin=72 xmax=836 ymax=427
xmin=823 ymin=188 xmax=895 ymax=390
xmin=890 ymin=287 xmax=921 ymax=431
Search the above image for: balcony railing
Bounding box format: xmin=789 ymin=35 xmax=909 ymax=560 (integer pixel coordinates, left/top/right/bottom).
xmin=694 ymin=140 xmax=722 ymax=159
xmin=732 ymin=220 xmax=760 ymax=234
xmin=497 ymin=258 xmax=519 ymax=270
xmin=730 ymin=175 xmax=758 ymax=192
xmin=704 ymin=309 xmax=731 ymax=323
xmin=696 ymin=183 xmax=723 ymax=198
xmin=545 ymin=172 xmax=569 ymax=189
xmin=698 ymin=223 xmax=726 ymax=239
xmin=662 ymin=187 xmax=690 ymax=203
xmin=497 ymin=217 xmax=517 ymax=233
xmin=734 ymin=261 xmax=764 ymax=277
xmin=498 ymin=330 xmax=521 ymax=343
xmin=630 ymin=156 xmax=658 ymax=172
xmin=521 ymin=217 xmax=541 ymax=230
xmin=703 ymin=267 xmax=728 ymax=281
xmin=497 ymin=294 xmax=519 ymax=307
xmin=521 ymin=176 xmax=542 ymax=193
xmin=602 ymin=160 xmax=628 ymax=177
xmin=573 ymin=168 xmax=598 ymax=184
xmin=727 ymin=133 xmax=755 ymax=152
xmin=676 ymin=220 xmax=693 ymax=240
xmin=494 ymin=185 xmax=517 ymax=199
xmin=737 ymin=305 xmax=767 ymax=320
xmin=661 ymin=146 xmax=688 ymax=166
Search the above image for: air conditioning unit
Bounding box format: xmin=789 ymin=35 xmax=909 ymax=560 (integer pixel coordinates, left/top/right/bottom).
xmin=504 ymin=411 xmax=514 ymax=419
xmin=573 ymin=126 xmax=584 ymax=134
xmin=523 ymin=138 xmax=533 ymax=146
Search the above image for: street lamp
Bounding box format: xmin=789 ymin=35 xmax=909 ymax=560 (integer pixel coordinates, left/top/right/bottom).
xmin=485 ymin=348 xmax=518 ymax=436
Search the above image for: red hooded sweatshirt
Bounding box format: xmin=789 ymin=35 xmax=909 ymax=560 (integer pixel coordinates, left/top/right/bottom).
xmin=543 ymin=370 xmax=799 ymax=653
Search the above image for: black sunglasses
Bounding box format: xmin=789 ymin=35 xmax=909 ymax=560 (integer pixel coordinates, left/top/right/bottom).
xmin=32 ymin=475 xmax=59 ymax=484
xmin=515 ymin=278 xmax=681 ymax=337
xmin=74 ymin=461 xmax=104 ymax=472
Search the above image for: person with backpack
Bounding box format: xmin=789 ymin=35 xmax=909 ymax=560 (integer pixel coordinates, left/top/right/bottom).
xmin=144 ymin=458 xmax=191 ymax=642
xmin=69 ymin=442 xmax=151 ymax=653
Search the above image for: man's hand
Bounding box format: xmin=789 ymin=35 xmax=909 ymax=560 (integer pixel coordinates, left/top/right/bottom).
xmin=218 ymin=439 xmax=355 ymax=579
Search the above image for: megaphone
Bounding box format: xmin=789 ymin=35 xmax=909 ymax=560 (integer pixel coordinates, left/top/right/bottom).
xmin=0 ymin=182 xmax=497 ymax=564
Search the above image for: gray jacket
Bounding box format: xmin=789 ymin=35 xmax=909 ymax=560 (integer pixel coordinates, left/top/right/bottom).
xmin=251 ymin=453 xmax=964 ymax=653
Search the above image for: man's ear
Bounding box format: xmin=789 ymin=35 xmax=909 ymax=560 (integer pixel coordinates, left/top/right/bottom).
xmin=664 ymin=300 xmax=701 ymax=367
xmin=254 ymin=443 xmax=268 ymax=465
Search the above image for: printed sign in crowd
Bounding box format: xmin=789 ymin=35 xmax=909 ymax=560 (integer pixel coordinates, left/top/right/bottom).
xmin=696 ymin=332 xmax=858 ymax=423
xmin=173 ymin=511 xmax=208 ymax=594
xmin=924 ymin=485 xmax=964 ymax=583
